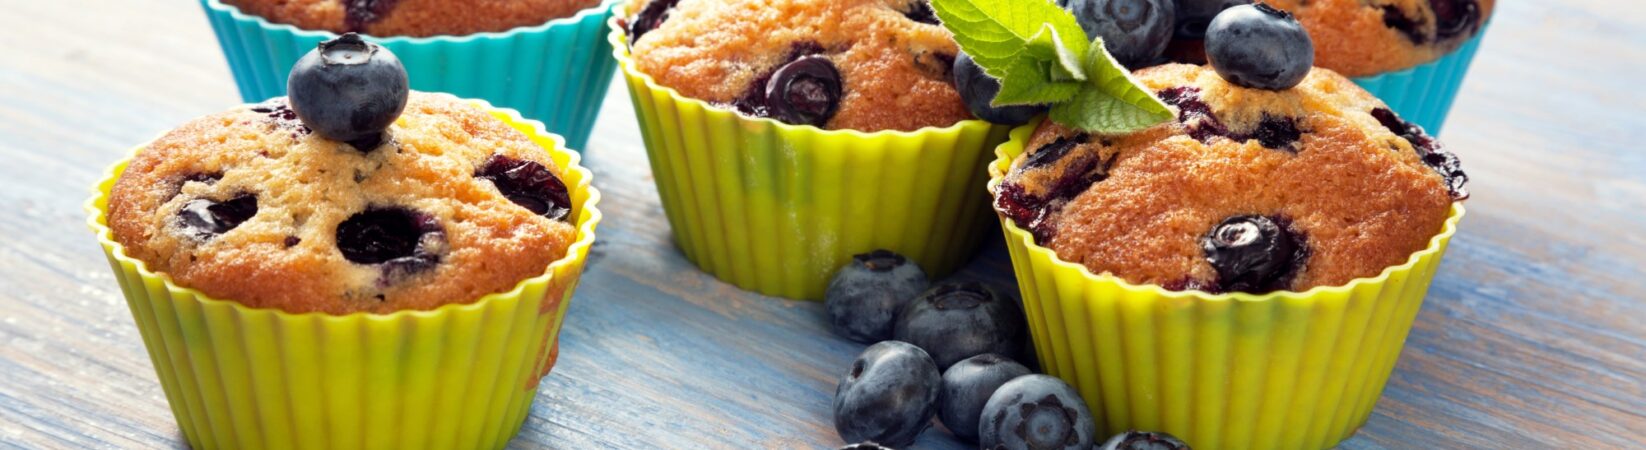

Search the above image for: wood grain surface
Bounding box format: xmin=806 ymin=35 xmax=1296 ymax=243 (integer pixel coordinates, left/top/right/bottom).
xmin=1 ymin=0 xmax=1643 ymax=448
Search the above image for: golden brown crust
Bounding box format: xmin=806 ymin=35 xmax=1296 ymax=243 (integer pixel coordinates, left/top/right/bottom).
xmin=998 ymin=64 xmax=1455 ymax=291
xmin=108 ymin=93 xmax=577 ymax=314
xmin=221 ymin=0 xmax=601 ymax=37
xmin=626 ymin=0 xmax=972 ymax=132
xmin=1264 ymin=0 xmax=1495 ymax=76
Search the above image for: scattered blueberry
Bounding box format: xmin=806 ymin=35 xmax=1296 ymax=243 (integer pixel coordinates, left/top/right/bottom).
xmin=893 ymin=282 xmax=1024 ymax=369
xmin=335 ymin=207 xmax=445 ymax=279
xmin=953 ymin=52 xmax=1047 ymax=125
xmin=762 ymin=55 xmax=843 ymax=127
xmin=1174 ymin=0 xmax=1251 ymax=39
xmin=833 ymin=341 xmax=942 ymax=448
xmin=980 ymin=374 xmax=1097 ymax=450
xmin=1204 ymin=4 xmax=1313 ymax=90
xmin=1058 ymin=0 xmax=1177 ymax=68
xmin=903 ymin=0 xmax=940 ymax=25
xmin=825 ymin=250 xmax=931 ymax=343
xmin=1200 ymin=215 xmax=1307 ymax=293
xmin=177 ymin=194 xmax=257 ymax=240
xmin=1098 ymin=430 xmax=1192 ymax=450
xmin=627 ymin=0 xmax=681 ymax=45
xmin=475 ymin=154 xmax=573 ymax=221
xmin=287 ymin=33 xmax=409 ymax=151
xmin=939 ymin=354 xmax=1033 ymax=442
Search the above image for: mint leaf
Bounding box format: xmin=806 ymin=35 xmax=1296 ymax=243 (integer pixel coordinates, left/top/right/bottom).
xmin=1027 ymin=23 xmax=1085 ymax=82
xmin=931 ymin=0 xmax=1089 ymax=80
xmin=1049 ymin=89 xmax=1165 ymax=133
xmin=994 ymin=54 xmax=1081 ymax=106
xmin=991 ymin=26 xmax=1083 ymax=106
xmin=933 ymin=0 xmax=1173 ymax=134
xmin=1055 ymin=42 xmax=1174 ymax=133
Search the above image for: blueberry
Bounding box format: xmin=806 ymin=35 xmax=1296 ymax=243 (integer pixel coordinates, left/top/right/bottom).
xmin=1098 ymin=430 xmax=1192 ymax=450
xmin=475 ymin=154 xmax=573 ymax=221
xmin=893 ymin=282 xmax=1025 ymax=369
xmin=953 ymin=52 xmax=1047 ymax=126
xmin=250 ymin=99 xmax=311 ymax=136
xmin=1379 ymin=6 xmax=1427 ymax=44
xmin=939 ymin=354 xmax=1033 ymax=442
xmin=838 ymin=444 xmax=894 ymax=450
xmin=343 ymin=0 xmax=399 ymax=32
xmin=1248 ymin=115 xmax=1303 ymax=151
xmin=1200 ymin=215 xmax=1307 ymax=293
xmin=1157 ymin=86 xmax=1230 ymax=143
xmin=627 ymin=0 xmax=681 ymax=46
xmin=1022 ymin=133 xmax=1091 ymax=169
xmin=335 ymin=207 xmax=445 ymax=278
xmin=762 ymin=55 xmax=843 ymax=128
xmin=177 ymin=194 xmax=257 ymax=240
xmin=1173 ymin=0 xmax=1251 ymax=39
xmin=287 ymin=33 xmax=409 ymax=151
xmin=980 ymin=374 xmax=1097 ymax=450
xmin=1057 ymin=0 xmax=1176 ymax=68
xmin=825 ymin=250 xmax=931 ymax=343
xmin=1370 ymin=108 xmax=1469 ymax=200
xmin=1204 ymin=4 xmax=1313 ymax=90
xmin=833 ymin=341 xmax=942 ymax=448
xmin=1430 ymin=0 xmax=1481 ymax=40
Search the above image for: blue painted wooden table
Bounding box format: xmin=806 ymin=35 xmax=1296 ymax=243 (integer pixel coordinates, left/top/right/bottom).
xmin=1 ymin=0 xmax=1643 ymax=448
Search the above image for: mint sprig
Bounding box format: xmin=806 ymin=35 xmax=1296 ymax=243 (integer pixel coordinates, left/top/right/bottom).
xmin=931 ymin=0 xmax=1174 ymax=133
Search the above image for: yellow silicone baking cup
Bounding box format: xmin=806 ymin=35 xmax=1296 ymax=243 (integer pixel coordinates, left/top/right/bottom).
xmin=85 ymin=99 xmax=603 ymax=450
xmin=989 ymin=119 xmax=1464 ymax=450
xmin=609 ymin=13 xmax=1012 ymax=300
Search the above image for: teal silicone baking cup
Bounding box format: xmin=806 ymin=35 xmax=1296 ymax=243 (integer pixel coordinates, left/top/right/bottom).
xmin=198 ymin=0 xmax=619 ymax=151
xmin=1351 ymin=24 xmax=1489 ymax=135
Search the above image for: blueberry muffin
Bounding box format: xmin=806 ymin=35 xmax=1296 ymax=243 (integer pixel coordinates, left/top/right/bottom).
xmin=621 ymin=0 xmax=971 ymax=132
xmin=221 ymin=0 xmax=602 ymax=37
xmin=106 ymin=93 xmax=579 ymax=314
xmin=1174 ymin=0 xmax=1495 ymax=77
xmin=1271 ymin=0 xmax=1493 ymax=77
xmin=993 ymin=63 xmax=1466 ymax=294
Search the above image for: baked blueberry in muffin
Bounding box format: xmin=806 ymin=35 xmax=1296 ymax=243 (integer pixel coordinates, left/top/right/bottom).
xmin=106 ymin=36 xmax=578 ymax=314
xmin=220 ymin=0 xmax=602 ymax=37
xmin=994 ymin=64 xmax=1466 ymax=294
xmin=621 ymin=0 xmax=974 ymax=131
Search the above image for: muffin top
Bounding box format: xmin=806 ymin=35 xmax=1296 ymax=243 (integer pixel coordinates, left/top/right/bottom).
xmin=107 ymin=93 xmax=579 ymax=314
xmin=221 ymin=0 xmax=602 ymax=37
xmin=622 ymin=0 xmax=973 ymax=132
xmin=1267 ymin=0 xmax=1495 ymax=77
xmin=993 ymin=64 xmax=1466 ymax=294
